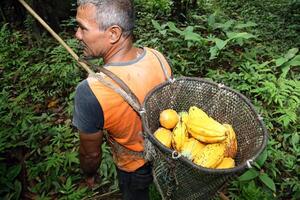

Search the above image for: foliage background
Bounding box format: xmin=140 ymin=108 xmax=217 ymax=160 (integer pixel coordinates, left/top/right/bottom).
xmin=0 ymin=0 xmax=299 ymax=199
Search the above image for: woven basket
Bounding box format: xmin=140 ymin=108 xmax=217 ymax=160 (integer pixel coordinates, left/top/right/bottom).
xmin=141 ymin=77 xmax=268 ymax=200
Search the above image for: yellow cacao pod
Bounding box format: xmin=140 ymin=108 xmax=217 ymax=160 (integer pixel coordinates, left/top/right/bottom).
xmin=181 ymin=138 xmax=206 ymax=161
xmin=187 ymin=106 xmax=226 ymax=137
xmin=159 ymin=109 xmax=179 ymax=129
xmin=194 ymin=143 xmax=226 ymax=168
xmin=179 ymin=111 xmax=189 ymax=125
xmin=154 ymin=127 xmax=172 ymax=148
xmin=191 ymin=134 xmax=226 ymax=143
xmin=172 ymin=120 xmax=188 ymax=151
xmin=223 ymin=124 xmax=238 ymax=158
xmin=216 ymin=157 xmax=235 ymax=169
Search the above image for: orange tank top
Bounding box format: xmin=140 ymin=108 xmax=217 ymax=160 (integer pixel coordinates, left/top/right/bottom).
xmin=87 ymin=47 xmax=171 ymax=172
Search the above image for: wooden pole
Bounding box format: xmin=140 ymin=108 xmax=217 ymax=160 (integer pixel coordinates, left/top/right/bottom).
xmin=18 ymin=0 xmax=94 ymax=75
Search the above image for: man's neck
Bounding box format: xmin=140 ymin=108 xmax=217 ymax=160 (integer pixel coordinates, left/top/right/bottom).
xmin=103 ymin=36 xmax=139 ymax=64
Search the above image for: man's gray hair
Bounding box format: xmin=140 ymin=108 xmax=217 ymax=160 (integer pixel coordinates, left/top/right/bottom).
xmin=77 ymin=0 xmax=135 ymax=36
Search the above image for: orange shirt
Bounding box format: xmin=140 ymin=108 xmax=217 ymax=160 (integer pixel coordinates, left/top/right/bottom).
xmin=87 ymin=47 xmax=171 ymax=172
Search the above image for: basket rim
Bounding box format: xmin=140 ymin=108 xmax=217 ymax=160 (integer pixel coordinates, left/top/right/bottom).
xmin=141 ymin=76 xmax=268 ymax=174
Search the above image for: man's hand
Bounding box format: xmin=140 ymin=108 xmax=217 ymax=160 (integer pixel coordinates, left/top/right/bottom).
xmin=81 ymin=174 xmax=101 ymax=189
xmin=86 ymin=176 xmax=95 ymax=188
xmin=85 ymin=175 xmax=96 ymax=188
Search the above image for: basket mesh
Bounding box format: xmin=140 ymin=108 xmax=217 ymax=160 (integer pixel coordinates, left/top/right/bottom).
xmin=142 ymin=77 xmax=267 ymax=200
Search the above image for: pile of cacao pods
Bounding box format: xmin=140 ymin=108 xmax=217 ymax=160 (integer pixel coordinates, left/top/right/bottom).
xmin=154 ymin=106 xmax=238 ymax=169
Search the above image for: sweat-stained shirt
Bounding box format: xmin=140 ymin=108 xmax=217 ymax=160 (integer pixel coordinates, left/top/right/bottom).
xmin=73 ymin=47 xmax=171 ymax=172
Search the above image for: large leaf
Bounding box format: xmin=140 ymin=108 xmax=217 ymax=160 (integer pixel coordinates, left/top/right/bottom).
xmin=234 ymin=21 xmax=257 ymax=29
xmin=291 ymin=133 xmax=299 ymax=150
xmin=167 ymin=22 xmax=183 ymax=35
xmin=256 ymin=149 xmax=268 ymax=167
xmin=183 ymin=27 xmax=203 ymax=42
xmin=207 ymin=13 xmax=216 ymax=28
xmin=276 ymin=55 xmax=300 ymax=78
xmin=151 ymin=20 xmax=161 ymax=31
xmin=288 ymin=55 xmax=300 ymax=66
xmin=259 ymin=173 xmax=276 ymax=192
xmin=227 ymin=32 xmax=256 ymax=40
xmin=284 ymin=48 xmax=298 ymax=60
xmin=215 ymin=38 xmax=229 ymax=50
xmin=238 ymin=168 xmax=259 ymax=181
xmin=209 ymin=46 xmax=219 ymax=60
xmin=213 ymin=20 xmax=234 ymax=31
xmin=275 ymin=57 xmax=288 ymax=67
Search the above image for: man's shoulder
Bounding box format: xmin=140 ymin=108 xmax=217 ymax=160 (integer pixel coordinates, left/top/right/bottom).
xmin=144 ymin=47 xmax=166 ymax=58
xmin=75 ymin=79 xmax=98 ymax=103
xmin=75 ymin=79 xmax=91 ymax=96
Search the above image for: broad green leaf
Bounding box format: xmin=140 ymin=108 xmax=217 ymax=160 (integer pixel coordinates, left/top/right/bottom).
xmin=275 ymin=57 xmax=288 ymax=67
xmin=234 ymin=21 xmax=257 ymax=29
xmin=280 ymin=65 xmax=290 ymax=79
xmin=184 ymin=26 xmax=194 ymax=32
xmin=238 ymin=168 xmax=259 ymax=181
xmin=259 ymin=173 xmax=276 ymax=192
xmin=66 ymin=177 xmax=72 ymax=188
xmin=291 ymin=133 xmax=299 ymax=150
xmin=209 ymin=46 xmax=219 ymax=60
xmin=214 ymin=20 xmax=234 ymax=31
xmin=167 ymin=22 xmax=183 ymax=35
xmin=288 ymin=55 xmax=300 ymax=66
xmin=184 ymin=32 xmax=202 ymax=42
xmin=227 ymin=32 xmax=256 ymax=40
xmin=207 ymin=13 xmax=216 ymax=28
xmin=215 ymin=38 xmax=229 ymax=50
xmin=256 ymin=149 xmax=268 ymax=167
xmin=151 ymin=20 xmax=162 ymax=31
xmin=284 ymin=48 xmax=298 ymax=60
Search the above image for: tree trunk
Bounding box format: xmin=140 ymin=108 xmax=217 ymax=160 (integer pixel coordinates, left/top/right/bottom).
xmin=171 ymin=0 xmax=198 ymax=22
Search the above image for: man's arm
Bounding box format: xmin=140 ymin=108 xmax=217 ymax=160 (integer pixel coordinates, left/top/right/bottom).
xmin=79 ymin=130 xmax=104 ymax=186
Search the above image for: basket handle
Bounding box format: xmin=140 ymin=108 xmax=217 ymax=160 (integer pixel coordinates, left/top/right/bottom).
xmin=149 ymin=49 xmax=174 ymax=83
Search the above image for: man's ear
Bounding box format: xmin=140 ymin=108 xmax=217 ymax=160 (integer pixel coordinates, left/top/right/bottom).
xmin=107 ymin=25 xmax=123 ymax=44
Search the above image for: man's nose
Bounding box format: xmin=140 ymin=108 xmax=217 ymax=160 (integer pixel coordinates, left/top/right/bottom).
xmin=75 ymin=28 xmax=82 ymax=40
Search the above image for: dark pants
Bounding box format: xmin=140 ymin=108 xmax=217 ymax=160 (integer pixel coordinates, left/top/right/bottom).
xmin=117 ymin=163 xmax=153 ymax=200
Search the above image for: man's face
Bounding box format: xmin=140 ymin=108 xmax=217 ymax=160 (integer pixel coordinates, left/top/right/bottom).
xmin=75 ymin=4 xmax=109 ymax=58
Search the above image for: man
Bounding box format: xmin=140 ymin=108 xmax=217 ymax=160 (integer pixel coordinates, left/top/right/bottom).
xmin=72 ymin=0 xmax=171 ymax=199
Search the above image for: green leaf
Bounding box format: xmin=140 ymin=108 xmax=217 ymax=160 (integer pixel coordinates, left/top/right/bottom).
xmin=214 ymin=20 xmax=234 ymax=31
xmin=184 ymin=32 xmax=202 ymax=42
xmin=167 ymin=22 xmax=183 ymax=35
xmin=215 ymin=38 xmax=229 ymax=50
xmin=288 ymin=55 xmax=300 ymax=66
xmin=151 ymin=20 xmax=162 ymax=31
xmin=238 ymin=168 xmax=259 ymax=181
xmin=291 ymin=133 xmax=299 ymax=150
xmin=14 ymin=180 xmax=22 ymax=200
xmin=276 ymin=57 xmax=288 ymax=67
xmin=207 ymin=13 xmax=216 ymax=28
xmin=259 ymin=173 xmax=276 ymax=192
xmin=234 ymin=21 xmax=257 ymax=29
xmin=227 ymin=32 xmax=256 ymax=40
xmin=66 ymin=177 xmax=72 ymax=189
xmin=256 ymin=149 xmax=268 ymax=167
xmin=209 ymin=46 xmax=219 ymax=60
xmin=7 ymin=165 xmax=22 ymax=180
xmin=284 ymin=48 xmax=298 ymax=60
